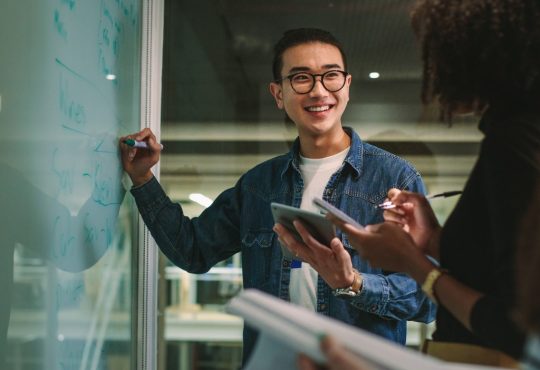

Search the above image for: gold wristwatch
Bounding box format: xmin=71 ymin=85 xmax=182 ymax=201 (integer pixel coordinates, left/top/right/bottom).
xmin=421 ymin=268 xmax=444 ymax=304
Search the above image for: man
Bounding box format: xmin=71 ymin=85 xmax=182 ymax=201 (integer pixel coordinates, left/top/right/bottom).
xmin=120 ymin=28 xmax=435 ymax=364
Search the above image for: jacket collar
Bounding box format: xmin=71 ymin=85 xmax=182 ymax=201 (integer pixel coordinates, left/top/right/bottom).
xmin=280 ymin=126 xmax=363 ymax=180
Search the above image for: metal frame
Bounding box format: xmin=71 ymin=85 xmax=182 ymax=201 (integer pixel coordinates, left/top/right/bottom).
xmin=136 ymin=0 xmax=164 ymax=369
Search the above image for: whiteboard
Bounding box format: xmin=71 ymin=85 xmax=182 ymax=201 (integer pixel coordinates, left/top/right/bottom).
xmin=0 ymin=0 xmax=142 ymax=368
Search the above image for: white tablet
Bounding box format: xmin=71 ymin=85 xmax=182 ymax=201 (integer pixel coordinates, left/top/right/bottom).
xmin=270 ymin=202 xmax=336 ymax=259
xmin=312 ymin=197 xmax=364 ymax=229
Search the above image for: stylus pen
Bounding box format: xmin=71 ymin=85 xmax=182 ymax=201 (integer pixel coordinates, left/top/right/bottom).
xmin=377 ymin=190 xmax=463 ymax=209
xmin=123 ymin=138 xmax=163 ymax=150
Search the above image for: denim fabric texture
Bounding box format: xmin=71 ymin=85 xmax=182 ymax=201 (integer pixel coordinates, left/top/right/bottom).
xmin=131 ymin=127 xmax=436 ymax=363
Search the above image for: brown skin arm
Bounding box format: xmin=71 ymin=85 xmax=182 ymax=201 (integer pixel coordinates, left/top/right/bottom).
xmin=329 ymin=219 xmax=484 ymax=332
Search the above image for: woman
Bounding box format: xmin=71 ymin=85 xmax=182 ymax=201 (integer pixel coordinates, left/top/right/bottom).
xmin=331 ymin=0 xmax=540 ymax=361
xmin=285 ymin=0 xmax=540 ymax=367
xmin=515 ymin=186 xmax=540 ymax=370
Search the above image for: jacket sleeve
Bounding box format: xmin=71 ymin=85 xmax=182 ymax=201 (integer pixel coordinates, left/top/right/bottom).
xmin=131 ymin=176 xmax=242 ymax=273
xmin=350 ymin=168 xmax=437 ymax=323
xmin=350 ymin=271 xmax=436 ymax=323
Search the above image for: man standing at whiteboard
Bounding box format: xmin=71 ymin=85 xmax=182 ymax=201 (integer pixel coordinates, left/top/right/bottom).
xmin=120 ymin=28 xmax=435 ymax=364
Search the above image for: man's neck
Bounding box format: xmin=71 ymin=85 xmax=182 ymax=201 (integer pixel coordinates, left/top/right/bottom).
xmin=298 ymin=127 xmax=351 ymax=159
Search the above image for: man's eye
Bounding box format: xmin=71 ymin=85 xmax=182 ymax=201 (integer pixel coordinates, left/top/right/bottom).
xmin=325 ymin=72 xmax=340 ymax=79
xmin=292 ymin=74 xmax=311 ymax=82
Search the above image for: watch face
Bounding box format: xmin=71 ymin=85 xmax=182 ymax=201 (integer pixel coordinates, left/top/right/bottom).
xmin=333 ymin=288 xmax=358 ymax=298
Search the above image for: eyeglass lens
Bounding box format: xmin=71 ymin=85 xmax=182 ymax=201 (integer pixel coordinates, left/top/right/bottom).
xmin=290 ymin=70 xmax=346 ymax=94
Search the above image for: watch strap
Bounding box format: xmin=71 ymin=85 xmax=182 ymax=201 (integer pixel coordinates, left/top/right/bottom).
xmin=332 ymin=269 xmax=362 ymax=297
xmin=421 ymin=268 xmax=444 ymax=304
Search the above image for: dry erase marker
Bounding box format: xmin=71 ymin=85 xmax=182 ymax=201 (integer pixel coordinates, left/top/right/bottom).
xmin=123 ymin=138 xmax=163 ymax=150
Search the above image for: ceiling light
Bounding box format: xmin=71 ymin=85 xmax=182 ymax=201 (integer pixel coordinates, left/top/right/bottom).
xmin=106 ymin=74 xmax=116 ymax=80
xmin=189 ymin=193 xmax=213 ymax=208
xmin=369 ymin=72 xmax=380 ymax=79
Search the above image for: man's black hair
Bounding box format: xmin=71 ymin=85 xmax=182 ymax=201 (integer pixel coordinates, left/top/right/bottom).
xmin=272 ymin=28 xmax=348 ymax=81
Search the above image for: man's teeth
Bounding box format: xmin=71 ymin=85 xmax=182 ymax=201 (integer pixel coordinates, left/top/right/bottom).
xmin=306 ymin=105 xmax=330 ymax=112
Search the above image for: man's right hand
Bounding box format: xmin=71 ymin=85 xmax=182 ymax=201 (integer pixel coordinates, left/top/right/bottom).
xmin=119 ymin=128 xmax=162 ymax=187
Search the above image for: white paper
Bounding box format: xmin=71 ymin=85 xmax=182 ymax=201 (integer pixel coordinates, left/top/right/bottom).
xmin=226 ymin=289 xmax=517 ymax=370
xmin=243 ymin=334 xmax=299 ymax=370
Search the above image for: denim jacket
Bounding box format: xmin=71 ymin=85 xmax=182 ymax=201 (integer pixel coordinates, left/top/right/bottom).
xmin=131 ymin=127 xmax=436 ymax=363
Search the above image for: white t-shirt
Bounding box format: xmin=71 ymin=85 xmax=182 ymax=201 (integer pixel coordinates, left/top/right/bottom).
xmin=289 ymin=147 xmax=349 ymax=310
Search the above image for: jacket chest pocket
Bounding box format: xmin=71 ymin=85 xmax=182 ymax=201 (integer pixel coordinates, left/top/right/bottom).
xmin=241 ymin=230 xmax=277 ymax=291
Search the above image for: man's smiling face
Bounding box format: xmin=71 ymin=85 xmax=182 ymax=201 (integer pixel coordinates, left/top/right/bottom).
xmin=270 ymin=41 xmax=351 ymax=138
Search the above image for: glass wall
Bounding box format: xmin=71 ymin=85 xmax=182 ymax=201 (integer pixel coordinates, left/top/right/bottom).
xmin=159 ymin=1 xmax=480 ymax=369
xmin=1 ymin=0 xmax=142 ymax=368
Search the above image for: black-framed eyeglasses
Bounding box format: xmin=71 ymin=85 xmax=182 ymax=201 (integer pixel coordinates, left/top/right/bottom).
xmin=275 ymin=70 xmax=349 ymax=94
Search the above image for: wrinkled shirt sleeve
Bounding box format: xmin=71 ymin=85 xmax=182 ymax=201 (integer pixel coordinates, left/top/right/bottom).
xmin=350 ymin=171 xmax=436 ymax=323
xmin=351 ymin=272 xmax=436 ymax=323
xmin=131 ymin=176 xmax=241 ymax=273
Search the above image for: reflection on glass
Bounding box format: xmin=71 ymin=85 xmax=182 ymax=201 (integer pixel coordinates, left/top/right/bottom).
xmin=0 ymin=0 xmax=141 ymax=368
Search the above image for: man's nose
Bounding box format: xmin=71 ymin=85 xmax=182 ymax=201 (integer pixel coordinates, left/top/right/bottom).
xmin=309 ymin=77 xmax=328 ymax=96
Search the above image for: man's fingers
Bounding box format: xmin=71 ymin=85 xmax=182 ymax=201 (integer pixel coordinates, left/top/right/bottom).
xmin=274 ymin=224 xmax=297 ymax=246
xmin=135 ymin=128 xmax=158 ymax=144
xmin=293 ymin=220 xmax=326 ymax=249
xmin=274 ymin=224 xmax=307 ymax=259
xmin=329 ymin=238 xmax=353 ymax=266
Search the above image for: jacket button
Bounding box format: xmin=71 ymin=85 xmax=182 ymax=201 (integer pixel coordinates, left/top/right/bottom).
xmin=282 ymin=260 xmax=290 ymax=267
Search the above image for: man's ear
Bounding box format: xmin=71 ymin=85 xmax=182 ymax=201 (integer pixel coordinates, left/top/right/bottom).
xmin=269 ymin=82 xmax=284 ymax=109
xmin=346 ymin=73 xmax=352 ymax=87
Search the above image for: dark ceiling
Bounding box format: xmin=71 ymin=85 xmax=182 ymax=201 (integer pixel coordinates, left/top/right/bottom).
xmin=161 ymin=0 xmax=423 ymax=124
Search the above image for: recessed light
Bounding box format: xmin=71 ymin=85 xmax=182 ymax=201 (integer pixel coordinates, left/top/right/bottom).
xmin=369 ymin=72 xmax=380 ymax=79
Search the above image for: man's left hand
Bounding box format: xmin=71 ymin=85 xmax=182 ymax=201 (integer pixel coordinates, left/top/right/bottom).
xmin=273 ymin=221 xmax=357 ymax=290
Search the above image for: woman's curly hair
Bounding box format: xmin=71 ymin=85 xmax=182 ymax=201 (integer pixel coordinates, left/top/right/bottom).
xmin=411 ymin=0 xmax=540 ymax=118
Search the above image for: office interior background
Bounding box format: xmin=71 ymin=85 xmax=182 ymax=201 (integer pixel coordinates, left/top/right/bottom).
xmin=158 ymin=0 xmax=479 ymax=369
xmin=5 ymin=0 xmax=481 ymax=369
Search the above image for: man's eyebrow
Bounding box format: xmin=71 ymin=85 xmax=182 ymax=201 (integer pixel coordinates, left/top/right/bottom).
xmin=286 ymin=64 xmax=343 ymax=74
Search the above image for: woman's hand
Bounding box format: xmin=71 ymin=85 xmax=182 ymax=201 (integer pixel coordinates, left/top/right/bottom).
xmin=327 ymin=217 xmax=426 ymax=274
xmin=297 ymin=336 xmax=373 ymax=370
xmin=382 ymin=188 xmax=442 ymax=259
